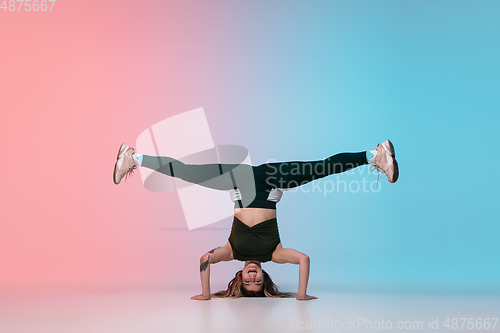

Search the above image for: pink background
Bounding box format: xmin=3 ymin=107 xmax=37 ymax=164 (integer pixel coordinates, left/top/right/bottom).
xmin=1 ymin=0 xmax=245 ymax=293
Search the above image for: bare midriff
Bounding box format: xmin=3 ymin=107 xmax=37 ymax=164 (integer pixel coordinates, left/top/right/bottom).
xmin=233 ymin=208 xmax=277 ymax=228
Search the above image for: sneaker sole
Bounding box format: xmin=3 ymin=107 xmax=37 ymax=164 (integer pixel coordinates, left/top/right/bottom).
xmin=384 ymin=140 xmax=399 ymax=183
xmin=113 ymin=143 xmax=132 ymax=184
xmin=113 ymin=156 xmax=124 ymax=184
xmin=392 ymin=158 xmax=399 ymax=183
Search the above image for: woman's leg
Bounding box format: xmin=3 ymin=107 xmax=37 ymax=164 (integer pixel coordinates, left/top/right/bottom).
xmin=141 ymin=155 xmax=249 ymax=191
xmin=253 ymin=151 xmax=369 ymax=189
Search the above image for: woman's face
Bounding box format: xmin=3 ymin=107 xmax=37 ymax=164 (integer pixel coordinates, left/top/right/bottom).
xmin=241 ymin=261 xmax=263 ymax=292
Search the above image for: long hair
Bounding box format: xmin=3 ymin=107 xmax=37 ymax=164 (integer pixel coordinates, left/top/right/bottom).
xmin=213 ymin=269 xmax=294 ymax=298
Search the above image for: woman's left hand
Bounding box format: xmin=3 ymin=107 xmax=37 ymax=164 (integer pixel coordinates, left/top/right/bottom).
xmin=191 ymin=294 xmax=211 ymax=301
xmin=296 ymin=294 xmax=317 ymax=301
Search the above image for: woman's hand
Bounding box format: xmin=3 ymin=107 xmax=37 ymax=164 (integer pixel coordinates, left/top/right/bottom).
xmin=271 ymin=247 xmax=314 ymax=301
xmin=296 ymin=294 xmax=317 ymax=301
xmin=190 ymin=294 xmax=211 ymax=301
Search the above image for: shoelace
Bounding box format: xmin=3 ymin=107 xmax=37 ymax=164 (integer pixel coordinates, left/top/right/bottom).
xmin=121 ymin=165 xmax=137 ymax=183
xmin=370 ymin=143 xmax=382 ymax=187
xmin=370 ymin=163 xmax=381 ymax=187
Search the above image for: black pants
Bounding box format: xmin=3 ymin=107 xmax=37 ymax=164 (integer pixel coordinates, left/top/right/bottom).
xmin=141 ymin=151 xmax=368 ymax=192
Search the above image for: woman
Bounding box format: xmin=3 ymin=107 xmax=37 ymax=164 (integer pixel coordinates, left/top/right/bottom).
xmin=113 ymin=140 xmax=399 ymax=301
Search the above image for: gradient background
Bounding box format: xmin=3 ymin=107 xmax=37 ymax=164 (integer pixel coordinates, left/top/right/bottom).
xmin=1 ymin=0 xmax=499 ymax=296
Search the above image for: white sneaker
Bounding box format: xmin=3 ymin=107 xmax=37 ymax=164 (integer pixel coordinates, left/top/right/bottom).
xmin=113 ymin=143 xmax=137 ymax=184
xmin=371 ymin=140 xmax=399 ymax=183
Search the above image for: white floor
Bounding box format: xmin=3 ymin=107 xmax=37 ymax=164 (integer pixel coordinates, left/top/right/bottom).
xmin=1 ymin=288 xmax=499 ymax=333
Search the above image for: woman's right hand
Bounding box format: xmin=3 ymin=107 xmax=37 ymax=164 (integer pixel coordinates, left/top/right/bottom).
xmin=296 ymin=294 xmax=318 ymax=301
xmin=190 ymin=294 xmax=211 ymax=301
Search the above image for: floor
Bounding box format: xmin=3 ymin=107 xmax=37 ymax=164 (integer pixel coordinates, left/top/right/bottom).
xmin=1 ymin=288 xmax=499 ymax=333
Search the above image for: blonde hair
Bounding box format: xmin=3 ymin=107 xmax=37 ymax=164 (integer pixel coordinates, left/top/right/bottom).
xmin=213 ymin=269 xmax=294 ymax=298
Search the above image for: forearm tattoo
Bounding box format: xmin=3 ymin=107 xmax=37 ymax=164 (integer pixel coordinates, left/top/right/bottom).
xmin=200 ymin=255 xmax=210 ymax=272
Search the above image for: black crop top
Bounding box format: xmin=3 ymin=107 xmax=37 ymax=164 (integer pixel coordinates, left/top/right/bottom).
xmin=228 ymin=217 xmax=281 ymax=262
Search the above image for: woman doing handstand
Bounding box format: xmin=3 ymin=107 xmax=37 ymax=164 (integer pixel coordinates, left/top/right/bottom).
xmin=113 ymin=140 xmax=399 ymax=301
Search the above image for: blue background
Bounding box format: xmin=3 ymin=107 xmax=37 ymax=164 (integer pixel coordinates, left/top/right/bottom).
xmin=207 ymin=0 xmax=500 ymax=294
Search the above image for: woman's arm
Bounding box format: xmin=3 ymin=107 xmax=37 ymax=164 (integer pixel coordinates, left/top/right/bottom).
xmin=191 ymin=241 xmax=234 ymax=301
xmin=272 ymin=245 xmax=317 ymax=301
